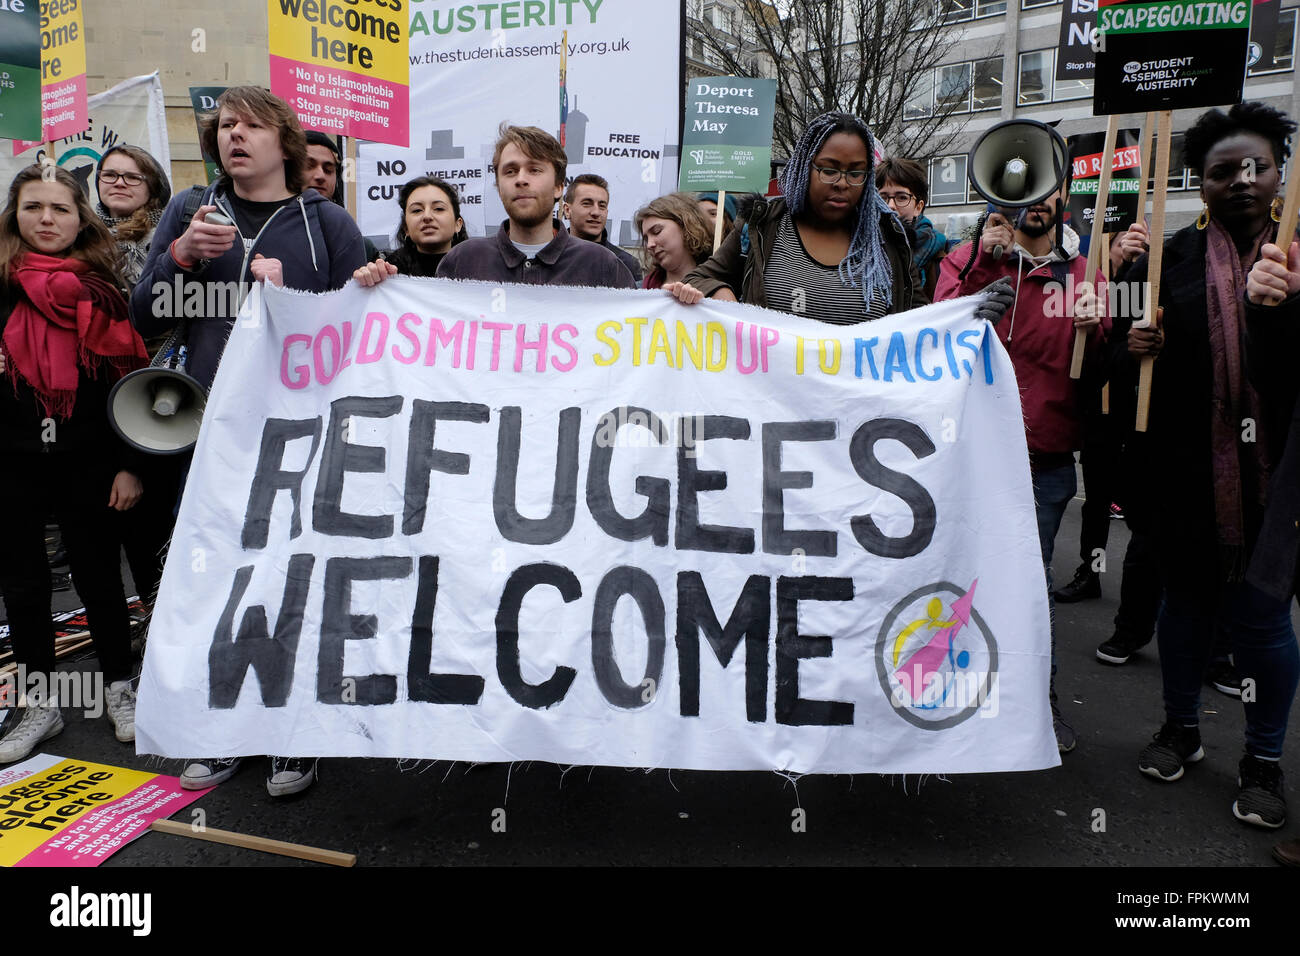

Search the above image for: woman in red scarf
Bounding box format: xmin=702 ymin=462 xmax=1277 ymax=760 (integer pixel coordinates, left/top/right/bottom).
xmin=0 ymin=165 xmax=148 ymax=765
xmin=1120 ymin=103 xmax=1300 ymax=832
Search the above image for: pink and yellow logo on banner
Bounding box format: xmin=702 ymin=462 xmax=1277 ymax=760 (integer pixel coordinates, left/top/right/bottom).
xmin=0 ymin=753 xmax=209 ymax=867
xmin=268 ymin=0 xmax=409 ymax=147
xmin=12 ymin=0 xmax=88 ymax=152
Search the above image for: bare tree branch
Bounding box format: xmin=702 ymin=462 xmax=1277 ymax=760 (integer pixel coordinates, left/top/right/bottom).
xmin=690 ymin=0 xmax=977 ymax=168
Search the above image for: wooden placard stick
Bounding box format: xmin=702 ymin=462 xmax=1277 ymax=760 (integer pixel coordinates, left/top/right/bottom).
xmin=1276 ymin=147 xmax=1300 ymax=250
xmin=712 ymin=189 xmax=727 ymax=252
xmin=150 ymin=819 xmax=357 ymax=867
xmin=1101 ymin=231 xmax=1111 ymax=414
xmin=1137 ymin=111 xmax=1157 ymax=223
xmin=1072 ymin=116 xmax=1120 ymax=379
xmin=1135 ymin=110 xmax=1173 ymax=432
xmin=345 ymin=136 xmax=359 ymax=219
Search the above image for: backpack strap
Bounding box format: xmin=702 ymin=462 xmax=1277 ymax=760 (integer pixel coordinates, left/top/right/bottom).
xmin=178 ymin=185 xmax=206 ymax=231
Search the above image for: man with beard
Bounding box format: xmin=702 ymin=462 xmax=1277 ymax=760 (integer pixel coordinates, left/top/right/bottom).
xmin=437 ymin=124 xmax=635 ymax=288
xmin=935 ymin=186 xmax=1109 ymax=755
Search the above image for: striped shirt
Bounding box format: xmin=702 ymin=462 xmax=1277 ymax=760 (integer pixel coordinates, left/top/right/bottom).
xmin=762 ymin=215 xmax=889 ymax=325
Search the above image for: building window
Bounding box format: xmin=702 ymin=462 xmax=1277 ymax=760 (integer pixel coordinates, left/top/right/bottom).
xmin=973 ymin=57 xmax=1003 ymax=110
xmin=1018 ymin=48 xmax=1093 ymax=103
xmin=713 ymin=6 xmax=734 ymax=34
xmin=904 ymin=76 xmax=934 ymax=120
xmin=1017 ymin=50 xmax=1051 ymax=104
xmin=742 ymin=15 xmax=757 ymax=45
xmin=929 ymin=155 xmax=969 ymax=206
xmin=1148 ymin=133 xmax=1193 ymax=192
xmin=941 ymin=0 xmax=975 ymax=23
xmin=688 ymin=0 xmax=704 ymax=19
xmin=1248 ymin=8 xmax=1297 ymax=75
xmin=906 ymin=56 xmax=1001 ymax=119
xmin=977 ymin=0 xmax=1008 ymax=13
xmin=1021 ymin=0 xmax=1060 ymax=7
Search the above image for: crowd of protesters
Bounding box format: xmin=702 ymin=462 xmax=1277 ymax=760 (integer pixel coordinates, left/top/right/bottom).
xmin=0 ymin=85 xmax=1297 ymax=865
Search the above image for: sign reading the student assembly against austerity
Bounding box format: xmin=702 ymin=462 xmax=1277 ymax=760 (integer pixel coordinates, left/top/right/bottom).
xmin=678 ymin=77 xmax=777 ymax=194
xmin=1093 ymin=0 xmax=1253 ymax=114
xmin=0 ymin=0 xmax=42 ymax=142
xmin=135 ymin=281 xmax=1059 ymax=775
xmin=1067 ymin=128 xmax=1142 ymax=234
xmin=357 ymin=2 xmax=681 ymax=247
xmin=0 ymin=754 xmax=207 ymax=867
xmin=268 ymin=0 xmax=409 ymax=146
xmin=0 ymin=72 xmax=171 ymax=204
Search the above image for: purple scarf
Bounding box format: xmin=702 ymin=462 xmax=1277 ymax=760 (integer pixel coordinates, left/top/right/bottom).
xmin=1204 ymin=219 xmax=1273 ymax=579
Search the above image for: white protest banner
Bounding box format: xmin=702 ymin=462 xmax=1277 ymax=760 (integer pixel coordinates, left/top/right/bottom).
xmin=136 ymin=281 xmax=1058 ymax=774
xmin=1 ymin=72 xmax=170 ymax=200
xmin=357 ymin=1 xmax=680 ymax=248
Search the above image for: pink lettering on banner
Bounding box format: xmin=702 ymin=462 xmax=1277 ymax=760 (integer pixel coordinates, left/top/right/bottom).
xmin=15 ymin=777 xmax=209 ymax=867
xmin=11 ymin=75 xmax=89 ymax=154
xmin=270 ymin=55 xmax=409 ymax=147
xmin=735 ymin=322 xmax=780 ymax=375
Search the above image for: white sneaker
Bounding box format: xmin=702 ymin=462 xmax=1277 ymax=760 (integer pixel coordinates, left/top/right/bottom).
xmin=180 ymin=757 xmax=244 ymax=790
xmin=105 ymin=681 xmax=137 ymax=743
xmin=267 ymin=757 xmax=318 ymax=797
xmin=0 ymin=704 xmax=64 ymax=764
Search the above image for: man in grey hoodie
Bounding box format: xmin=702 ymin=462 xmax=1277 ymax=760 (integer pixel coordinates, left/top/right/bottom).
xmin=129 ymin=87 xmax=365 ymax=798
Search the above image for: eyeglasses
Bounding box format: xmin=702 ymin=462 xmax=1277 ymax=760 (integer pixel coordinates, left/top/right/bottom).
xmin=880 ymin=191 xmax=917 ymax=208
xmin=813 ymin=166 xmax=868 ymax=186
xmin=100 ymin=170 xmax=145 ymax=186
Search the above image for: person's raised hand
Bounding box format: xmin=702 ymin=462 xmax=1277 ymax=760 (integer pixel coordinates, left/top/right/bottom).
xmin=974 ymin=277 xmax=1014 ymax=325
xmin=1246 ymin=240 xmax=1300 ymax=306
xmin=250 ymin=254 xmax=283 ymax=287
xmin=1117 ymin=221 xmax=1150 ymax=263
xmin=664 ymin=281 xmax=705 ymax=305
xmin=173 ymin=205 xmax=237 ymax=265
xmin=353 ymin=259 xmax=399 ymax=287
xmin=980 ymin=212 xmax=1014 ymax=257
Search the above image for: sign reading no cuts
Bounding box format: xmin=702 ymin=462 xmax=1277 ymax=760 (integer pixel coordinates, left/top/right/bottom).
xmin=135 ymin=281 xmax=1058 ymax=774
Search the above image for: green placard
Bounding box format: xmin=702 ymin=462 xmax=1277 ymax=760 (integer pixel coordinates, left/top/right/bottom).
xmin=190 ymin=86 xmax=227 ymax=184
xmin=0 ymin=2 xmax=42 ymax=142
xmin=678 ymin=76 xmax=776 ymax=194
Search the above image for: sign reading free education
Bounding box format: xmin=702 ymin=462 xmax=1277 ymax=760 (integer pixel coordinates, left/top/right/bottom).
xmin=1067 ymin=128 xmax=1143 ymax=235
xmin=268 ymin=0 xmax=409 ymax=146
xmin=0 ymin=0 xmax=41 ymax=142
xmin=135 ymin=280 xmax=1059 ymax=774
xmin=679 ymin=77 xmax=776 ymax=193
xmin=1093 ymin=0 xmax=1252 ymax=114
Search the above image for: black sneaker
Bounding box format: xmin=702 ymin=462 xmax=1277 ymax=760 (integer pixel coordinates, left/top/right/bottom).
xmin=1234 ymin=755 xmax=1286 ymax=829
xmin=1096 ymin=632 xmax=1151 ymax=665
xmin=1053 ymin=566 xmax=1101 ymax=603
xmin=1052 ymin=700 xmax=1076 ymax=754
xmin=1138 ymin=722 xmax=1204 ymax=782
xmin=267 ymin=757 xmax=318 ymax=797
xmin=1206 ymin=659 xmax=1243 ymax=698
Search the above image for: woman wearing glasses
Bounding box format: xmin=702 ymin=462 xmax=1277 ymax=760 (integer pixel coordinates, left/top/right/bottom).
xmin=876 ymin=157 xmax=947 ymax=301
xmin=669 ymin=112 xmax=928 ymax=323
xmin=94 ymin=146 xmax=172 ymax=295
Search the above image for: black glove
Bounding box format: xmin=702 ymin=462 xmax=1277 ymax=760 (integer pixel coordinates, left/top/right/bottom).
xmin=974 ymin=277 xmax=1014 ymax=326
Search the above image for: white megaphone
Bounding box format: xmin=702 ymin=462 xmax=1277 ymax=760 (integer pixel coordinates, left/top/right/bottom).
xmin=967 ymin=119 xmax=1069 ymax=260
xmin=108 ymin=366 xmax=208 ymax=455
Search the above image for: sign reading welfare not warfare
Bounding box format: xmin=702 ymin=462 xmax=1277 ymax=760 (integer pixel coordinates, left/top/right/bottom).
xmin=268 ymin=0 xmax=409 ymax=146
xmin=1093 ymin=0 xmax=1252 ymax=114
xmin=136 ymin=281 xmax=1059 ymax=774
xmin=678 ymin=76 xmax=777 ymax=194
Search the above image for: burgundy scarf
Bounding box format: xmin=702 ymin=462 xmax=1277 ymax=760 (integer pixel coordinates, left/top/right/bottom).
xmin=1204 ymin=219 xmax=1273 ymax=579
xmin=1 ymin=252 xmax=146 ymax=418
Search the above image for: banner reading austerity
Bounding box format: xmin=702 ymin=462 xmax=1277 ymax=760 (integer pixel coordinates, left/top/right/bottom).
xmin=357 ymin=1 xmax=681 ymax=247
xmin=136 ymin=281 xmax=1058 ymax=774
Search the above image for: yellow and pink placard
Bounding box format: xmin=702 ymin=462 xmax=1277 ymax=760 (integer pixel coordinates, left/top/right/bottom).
xmin=0 ymin=753 xmax=208 ymax=867
xmin=268 ymin=0 xmax=408 ymax=147
xmin=12 ymin=0 xmax=89 ymax=153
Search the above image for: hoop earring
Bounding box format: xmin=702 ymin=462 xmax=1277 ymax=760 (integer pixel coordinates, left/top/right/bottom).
xmin=1271 ymin=197 xmax=1284 ymax=223
xmin=1195 ymin=205 xmax=1210 ymax=230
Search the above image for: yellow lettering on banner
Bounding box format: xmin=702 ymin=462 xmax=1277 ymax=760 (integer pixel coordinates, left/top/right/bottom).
xmin=794 ymin=335 xmax=807 ymax=375
xmin=592 ymin=320 xmax=620 ymax=366
xmin=647 ymin=320 xmax=675 ymax=368
xmin=705 ymin=321 xmax=727 ymax=372
xmin=0 ymin=757 xmax=154 ymax=866
xmin=268 ymin=0 xmax=408 ymax=83
xmin=39 ymin=0 xmax=85 ymax=80
xmin=625 ymin=317 xmax=648 ymax=366
xmin=675 ymin=321 xmax=704 ymax=370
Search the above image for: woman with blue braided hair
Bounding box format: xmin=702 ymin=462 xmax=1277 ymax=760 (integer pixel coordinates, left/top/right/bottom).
xmin=669 ymin=112 xmax=927 ymax=322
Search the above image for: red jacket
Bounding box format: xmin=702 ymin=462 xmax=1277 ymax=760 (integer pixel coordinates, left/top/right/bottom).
xmin=936 ymin=228 xmax=1109 ymax=456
